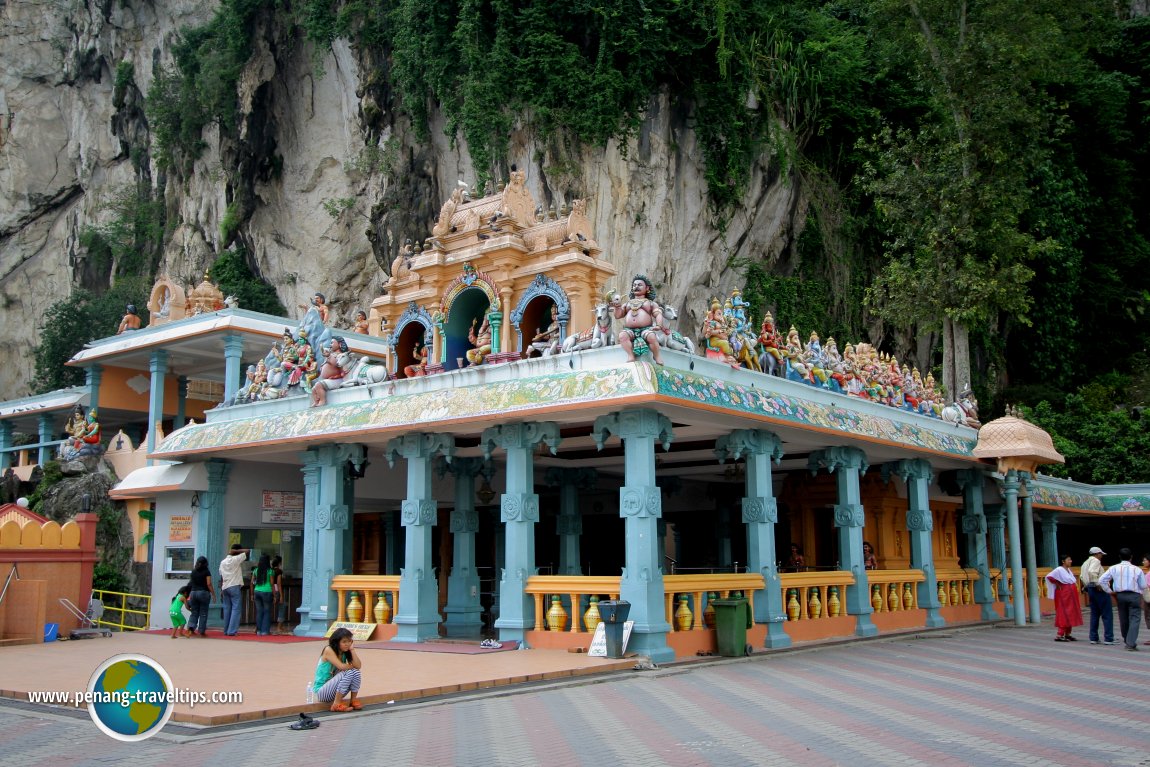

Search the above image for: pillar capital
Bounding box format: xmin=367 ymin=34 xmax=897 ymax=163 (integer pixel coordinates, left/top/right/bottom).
xmin=808 ymin=446 xmax=868 ymax=476
xmin=953 ymin=466 xmax=986 ymax=490
xmin=386 ymin=433 xmax=455 ymax=466
xmin=223 ymin=333 xmax=244 ymax=354
xmin=149 ymin=349 xmax=169 ymax=374
xmin=593 ymin=408 xmax=672 ymax=450
xmin=441 ymin=455 xmax=488 ymax=479
xmin=481 ymin=421 xmax=560 ymax=457
xmin=886 ymin=458 xmax=932 ymax=484
xmin=715 ymin=429 xmax=783 ymax=464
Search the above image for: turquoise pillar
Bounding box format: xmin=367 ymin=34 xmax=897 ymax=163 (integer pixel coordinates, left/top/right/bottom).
xmin=386 ymin=433 xmax=455 ymax=642
xmin=296 ymin=445 xmax=365 ymax=637
xmin=808 ymin=447 xmax=876 ymax=637
xmin=1001 ymin=470 xmax=1026 ymax=627
xmin=716 ymin=428 xmax=790 ymax=649
xmin=195 ymin=459 xmax=231 ymax=626
xmin=37 ymin=413 xmax=53 ymax=465
xmin=146 ymin=350 xmax=168 ymax=460
xmin=546 ymin=467 xmax=596 ymax=576
xmin=442 ymin=457 xmax=486 ymax=638
xmin=890 ymin=459 xmax=944 ymax=627
xmin=592 ymin=409 xmax=675 ymax=664
xmin=482 ymin=422 xmax=560 ymax=643
xmin=85 ymin=364 xmax=102 ymax=414
xmin=1038 ymin=511 xmax=1059 ymax=570
xmin=175 ymin=376 xmax=188 ymax=430
xmin=1020 ymin=472 xmax=1041 ymax=624
xmin=223 ymin=334 xmax=244 ymax=405
xmin=489 ymin=507 xmax=504 ymax=626
xmin=956 ymin=469 xmax=999 ymax=620
xmin=984 ymin=504 xmax=1011 ymax=620
xmin=0 ymin=420 xmax=12 ymax=470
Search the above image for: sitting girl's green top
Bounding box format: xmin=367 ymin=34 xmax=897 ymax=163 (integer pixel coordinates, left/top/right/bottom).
xmin=312 ymin=651 xmax=350 ymax=692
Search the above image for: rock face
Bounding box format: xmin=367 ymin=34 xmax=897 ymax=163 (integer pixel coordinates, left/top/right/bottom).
xmin=0 ymin=0 xmax=805 ymax=398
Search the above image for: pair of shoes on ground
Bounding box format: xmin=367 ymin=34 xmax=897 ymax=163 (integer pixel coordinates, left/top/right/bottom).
xmin=1054 ymin=636 xmax=1069 ymax=642
xmin=329 ymin=700 xmax=362 ymax=712
xmin=290 ymin=713 xmax=319 ymax=730
xmin=1126 ymin=645 xmax=1139 ymax=651
xmin=480 ymin=638 xmax=502 ymax=649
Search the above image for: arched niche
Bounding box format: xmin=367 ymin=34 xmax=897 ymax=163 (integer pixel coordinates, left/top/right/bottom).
xmin=147 ymin=277 xmax=187 ymax=325
xmin=510 ymin=274 xmax=571 ymax=356
xmin=390 ymin=302 xmax=434 ymax=377
xmin=440 ymin=263 xmax=499 ymax=370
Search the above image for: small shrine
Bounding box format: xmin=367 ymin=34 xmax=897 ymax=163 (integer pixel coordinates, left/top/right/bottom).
xmin=370 ymin=171 xmax=617 ymax=376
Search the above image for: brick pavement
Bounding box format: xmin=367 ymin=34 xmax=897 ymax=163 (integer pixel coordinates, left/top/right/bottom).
xmin=0 ymin=623 xmax=1147 ymax=767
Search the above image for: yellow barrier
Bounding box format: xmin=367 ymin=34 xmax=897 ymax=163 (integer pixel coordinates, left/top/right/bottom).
xmin=92 ymin=589 xmax=152 ymax=631
xmin=866 ymin=569 xmax=926 ymax=612
xmin=331 ymin=575 xmax=401 ymax=623
xmin=779 ymin=571 xmax=855 ymax=620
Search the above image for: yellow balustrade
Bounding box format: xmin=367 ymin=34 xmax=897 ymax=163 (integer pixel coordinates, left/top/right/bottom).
xmin=524 ymin=575 xmax=621 ymax=632
xmin=663 ymin=573 xmax=766 ymax=631
xmin=91 ymin=589 xmax=152 ymax=631
xmin=778 ymin=571 xmax=854 ymax=620
xmin=331 ymin=575 xmax=401 ymax=623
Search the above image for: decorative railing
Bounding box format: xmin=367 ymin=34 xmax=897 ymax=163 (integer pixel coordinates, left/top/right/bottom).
xmin=935 ymin=567 xmax=980 ymax=607
xmin=524 ymin=575 xmax=621 ymax=632
xmin=663 ymin=574 xmax=765 ymax=631
xmin=331 ymin=575 xmax=401 ymax=623
xmin=865 ymin=569 xmax=926 ymax=612
xmin=91 ymin=589 xmax=151 ymax=631
xmin=779 ymin=571 xmax=855 ymax=621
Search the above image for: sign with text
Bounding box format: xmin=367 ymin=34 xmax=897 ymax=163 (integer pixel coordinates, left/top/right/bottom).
xmin=262 ymin=509 xmax=303 ymax=525
xmin=587 ymin=620 xmax=634 ymax=657
xmin=262 ymin=490 xmax=304 ymax=511
xmin=169 ymin=515 xmax=192 ymax=543
xmin=324 ymin=622 xmax=377 ymax=641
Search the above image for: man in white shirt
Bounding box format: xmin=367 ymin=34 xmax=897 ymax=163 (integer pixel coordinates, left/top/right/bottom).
xmin=1079 ymin=546 xmax=1114 ymax=645
xmin=219 ymin=544 xmax=250 ymax=636
xmin=1099 ymin=547 xmax=1147 ymax=651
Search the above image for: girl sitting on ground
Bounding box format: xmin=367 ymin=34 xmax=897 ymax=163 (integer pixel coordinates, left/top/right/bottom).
xmin=170 ymin=584 xmax=191 ymax=638
xmin=312 ymin=627 xmax=363 ymax=712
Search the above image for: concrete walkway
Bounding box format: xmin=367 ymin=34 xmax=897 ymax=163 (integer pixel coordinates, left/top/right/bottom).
xmin=0 ymin=630 xmax=630 ymax=725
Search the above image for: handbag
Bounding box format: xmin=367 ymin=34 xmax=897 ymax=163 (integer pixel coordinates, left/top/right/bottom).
xmin=1142 ymin=585 xmax=1150 ymax=603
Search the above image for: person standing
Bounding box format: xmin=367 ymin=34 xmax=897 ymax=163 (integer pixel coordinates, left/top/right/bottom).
xmin=1142 ymin=553 xmax=1150 ymax=643
xmin=187 ymin=556 xmax=214 ymax=637
xmin=1079 ymin=546 xmax=1115 ymax=645
xmin=250 ymin=554 xmax=275 ymax=636
xmin=219 ymin=544 xmax=250 ymax=636
xmin=1099 ymin=547 xmax=1147 ymax=651
xmin=271 ymin=555 xmax=285 ymax=634
xmin=1045 ymin=555 xmax=1083 ymax=641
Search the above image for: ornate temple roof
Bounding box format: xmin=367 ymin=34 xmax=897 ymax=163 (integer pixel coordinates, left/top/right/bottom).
xmin=972 ymin=414 xmax=1064 ymax=472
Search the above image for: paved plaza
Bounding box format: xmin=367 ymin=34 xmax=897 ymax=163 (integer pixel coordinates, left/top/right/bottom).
xmin=0 ymin=622 xmax=1147 ymax=767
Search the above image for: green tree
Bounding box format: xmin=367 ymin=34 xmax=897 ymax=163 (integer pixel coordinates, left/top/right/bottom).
xmin=210 ymin=248 xmax=287 ymax=316
xmin=33 ymin=280 xmax=152 ymax=394
xmin=859 ymin=0 xmax=1113 ymax=401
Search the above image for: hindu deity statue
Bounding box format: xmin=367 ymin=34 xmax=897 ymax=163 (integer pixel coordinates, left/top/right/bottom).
xmin=758 ymin=311 xmax=784 ymax=371
xmin=703 ymin=298 xmax=737 ymax=367
xmin=59 ymin=405 xmax=102 ymax=460
xmin=528 ymin=305 xmax=562 ymax=358
xmin=805 ymin=332 xmax=830 ymax=387
xmin=467 ymin=315 xmax=493 ymax=366
xmin=404 ymin=343 xmax=429 ymax=377
xmin=783 ymin=326 xmax=812 ymax=382
xmin=611 ymin=275 xmax=665 ymax=364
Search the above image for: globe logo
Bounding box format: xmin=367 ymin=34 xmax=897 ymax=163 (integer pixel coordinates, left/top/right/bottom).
xmin=86 ymin=654 xmax=174 ymax=741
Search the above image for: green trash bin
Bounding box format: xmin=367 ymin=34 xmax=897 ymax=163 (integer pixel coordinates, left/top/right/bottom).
xmin=711 ymin=598 xmax=753 ymax=657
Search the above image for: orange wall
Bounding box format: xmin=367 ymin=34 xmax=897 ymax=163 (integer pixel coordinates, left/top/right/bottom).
xmin=96 ymin=365 xmax=212 ymax=420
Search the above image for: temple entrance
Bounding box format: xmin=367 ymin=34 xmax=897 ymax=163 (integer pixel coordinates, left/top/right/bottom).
xmin=445 ymin=288 xmax=490 ymax=370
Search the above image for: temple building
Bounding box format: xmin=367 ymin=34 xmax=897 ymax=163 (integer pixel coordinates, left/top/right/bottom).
xmin=7 ymin=179 xmax=1149 ymax=658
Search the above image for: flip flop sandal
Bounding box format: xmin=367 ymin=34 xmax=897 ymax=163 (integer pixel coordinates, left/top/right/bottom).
xmin=330 ymin=703 xmax=352 ymax=713
xmin=349 ymin=701 xmax=363 ymax=710
xmin=290 ymin=714 xmax=320 ymax=730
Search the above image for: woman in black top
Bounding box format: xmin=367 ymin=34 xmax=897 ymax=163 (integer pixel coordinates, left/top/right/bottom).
xmin=187 ymin=556 xmax=214 ymax=636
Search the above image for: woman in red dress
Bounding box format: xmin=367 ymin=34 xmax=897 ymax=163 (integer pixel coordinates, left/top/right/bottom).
xmin=1046 ymin=554 xmax=1084 ymax=641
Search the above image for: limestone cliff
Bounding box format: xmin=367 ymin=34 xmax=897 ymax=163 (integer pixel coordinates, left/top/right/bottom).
xmin=0 ymin=0 xmax=805 ymax=398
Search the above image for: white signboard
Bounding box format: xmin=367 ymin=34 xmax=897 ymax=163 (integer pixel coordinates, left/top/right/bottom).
xmin=587 ymin=620 xmax=634 ymax=657
xmin=262 ymin=509 xmax=303 ymax=524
